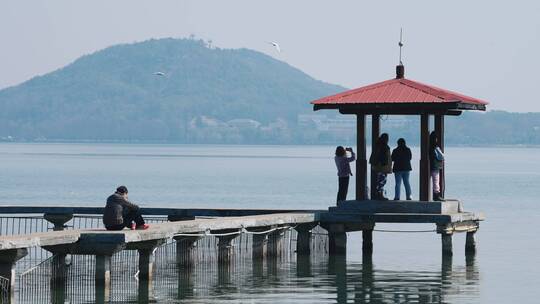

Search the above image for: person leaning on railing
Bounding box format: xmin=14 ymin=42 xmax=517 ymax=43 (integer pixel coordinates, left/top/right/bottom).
xmin=103 ymin=186 xmax=150 ymax=230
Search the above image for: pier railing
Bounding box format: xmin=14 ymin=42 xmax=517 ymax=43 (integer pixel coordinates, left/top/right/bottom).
xmin=0 ymin=201 xmax=484 ymax=303
xmin=0 ymin=206 xmax=325 ymax=303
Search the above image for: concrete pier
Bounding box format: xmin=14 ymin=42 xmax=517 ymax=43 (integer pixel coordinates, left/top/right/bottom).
xmin=465 ymin=231 xmax=477 ymax=254
xmin=50 ymin=254 xmax=68 ymax=304
xmin=216 ymin=230 xmax=240 ymax=263
xmin=322 ymin=223 xmax=348 ymax=255
xmin=0 ymin=203 xmax=485 ymax=301
xmin=267 ymin=229 xmax=284 ymax=258
xmin=295 ymin=223 xmax=317 ymax=255
xmin=126 ymin=239 xmax=167 ymax=281
xmin=44 ymin=213 xmax=73 ymax=231
xmin=95 ymin=255 xmax=112 ymax=303
xmin=441 ymin=233 xmax=453 ymax=256
xmin=362 ymin=229 xmax=373 ymax=255
xmin=251 ymin=230 xmax=269 ymax=260
xmin=0 ymin=249 xmax=27 ymax=303
xmin=174 ymin=235 xmax=201 ymax=268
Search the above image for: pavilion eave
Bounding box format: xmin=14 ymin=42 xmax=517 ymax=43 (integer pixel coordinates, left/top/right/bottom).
xmin=313 ymin=101 xmax=485 ymax=114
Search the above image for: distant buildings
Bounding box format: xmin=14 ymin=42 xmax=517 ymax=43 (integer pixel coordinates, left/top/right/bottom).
xmin=227 ymin=119 xmax=261 ymax=129
xmin=298 ymin=114 xmax=410 ymax=131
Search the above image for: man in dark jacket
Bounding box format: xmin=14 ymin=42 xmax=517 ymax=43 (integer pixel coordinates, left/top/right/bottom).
xmin=103 ymin=186 xmax=149 ymax=230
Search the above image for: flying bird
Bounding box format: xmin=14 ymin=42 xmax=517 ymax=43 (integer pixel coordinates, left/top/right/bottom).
xmin=268 ymin=42 xmax=281 ymax=53
xmin=153 ymin=72 xmax=166 ymax=76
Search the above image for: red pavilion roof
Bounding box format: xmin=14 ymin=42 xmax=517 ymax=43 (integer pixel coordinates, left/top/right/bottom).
xmin=311 ymin=76 xmax=488 ymax=112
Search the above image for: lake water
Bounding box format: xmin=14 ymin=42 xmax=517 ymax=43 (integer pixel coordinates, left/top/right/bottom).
xmin=1 ymin=143 xmax=539 ymax=303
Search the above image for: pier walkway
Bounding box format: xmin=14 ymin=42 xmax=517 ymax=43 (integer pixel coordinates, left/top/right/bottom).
xmin=0 ymin=202 xmax=483 ymax=303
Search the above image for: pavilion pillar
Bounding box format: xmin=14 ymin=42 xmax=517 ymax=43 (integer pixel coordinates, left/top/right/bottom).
xmin=420 ymin=114 xmax=431 ymax=201
xmin=435 ymin=115 xmax=445 ymax=197
xmin=370 ymin=114 xmax=380 ymax=200
xmin=356 ymin=114 xmax=367 ymax=200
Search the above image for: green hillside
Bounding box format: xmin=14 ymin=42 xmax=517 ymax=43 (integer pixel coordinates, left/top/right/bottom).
xmin=0 ymin=38 xmax=343 ymax=141
xmin=1 ymin=38 xmax=540 ymax=145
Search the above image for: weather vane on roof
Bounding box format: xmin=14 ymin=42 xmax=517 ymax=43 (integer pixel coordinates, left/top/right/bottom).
xmin=398 ymin=28 xmax=404 ymax=65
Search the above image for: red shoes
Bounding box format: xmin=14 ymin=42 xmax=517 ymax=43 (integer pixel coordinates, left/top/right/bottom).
xmin=130 ymin=223 xmax=150 ymax=230
xmin=136 ymin=224 xmax=150 ymax=230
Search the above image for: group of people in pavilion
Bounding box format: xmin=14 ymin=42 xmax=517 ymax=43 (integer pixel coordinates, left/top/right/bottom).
xmin=335 ymin=131 xmax=444 ymax=202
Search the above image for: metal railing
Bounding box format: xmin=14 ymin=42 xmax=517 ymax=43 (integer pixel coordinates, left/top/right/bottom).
xmin=0 ymin=275 xmax=9 ymax=303
xmin=14 ymin=227 xmax=328 ymax=303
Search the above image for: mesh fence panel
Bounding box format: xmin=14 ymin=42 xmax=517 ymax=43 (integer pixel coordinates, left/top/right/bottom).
xmin=13 ymin=226 xmax=328 ymax=303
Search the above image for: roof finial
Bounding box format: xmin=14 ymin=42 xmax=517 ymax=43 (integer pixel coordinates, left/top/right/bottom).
xmin=396 ymin=28 xmax=405 ymax=79
xmin=398 ymin=27 xmax=404 ymax=65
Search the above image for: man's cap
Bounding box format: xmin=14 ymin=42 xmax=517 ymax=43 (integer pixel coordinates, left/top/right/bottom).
xmin=116 ymin=185 xmax=128 ymax=194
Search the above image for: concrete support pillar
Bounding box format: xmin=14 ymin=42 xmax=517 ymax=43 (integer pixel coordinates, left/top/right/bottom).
xmin=295 ymin=223 xmax=317 ymax=256
xmin=44 ymin=213 xmax=73 ymax=231
xmin=137 ymin=249 xmax=154 ymax=303
xmin=138 ymin=249 xmax=154 ymax=282
xmin=0 ymin=248 xmax=28 ymax=303
xmin=441 ymin=254 xmax=453 ymax=282
xmin=328 ymin=255 xmax=347 ymax=303
xmin=296 ymin=255 xmax=312 ymax=277
xmin=362 ymin=229 xmax=373 ymax=255
xmin=95 ymin=255 xmax=112 ymax=303
xmin=324 ymin=224 xmax=347 ymax=256
xmin=50 ymin=253 xmax=68 ymax=304
xmin=465 ymin=231 xmax=477 ymax=254
xmin=126 ymin=239 xmax=166 ymax=303
xmin=441 ymin=233 xmax=453 ymax=256
xmin=329 ymin=232 xmax=347 ymax=255
xmin=296 ymin=230 xmax=311 ymax=255
xmin=174 ymin=235 xmax=201 ymax=268
xmin=216 ymin=231 xmax=240 ymax=263
xmin=177 ymin=266 xmax=194 ymax=300
xmin=267 ymin=229 xmax=284 ymax=258
xmin=44 ymin=233 xmax=126 ymax=304
xmin=251 ymin=233 xmax=269 ymax=261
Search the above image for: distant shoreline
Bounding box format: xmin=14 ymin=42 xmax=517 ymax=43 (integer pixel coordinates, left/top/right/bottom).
xmin=0 ymin=140 xmax=539 ymax=149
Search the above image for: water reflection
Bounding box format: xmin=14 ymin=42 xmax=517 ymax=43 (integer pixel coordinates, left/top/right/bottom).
xmin=17 ymin=253 xmax=479 ymax=304
xmin=326 ymin=255 xmax=480 ymax=304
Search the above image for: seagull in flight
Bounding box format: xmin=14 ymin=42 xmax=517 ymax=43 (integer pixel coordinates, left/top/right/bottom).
xmin=153 ymin=72 xmax=166 ymax=76
xmin=268 ymin=42 xmax=281 ymax=53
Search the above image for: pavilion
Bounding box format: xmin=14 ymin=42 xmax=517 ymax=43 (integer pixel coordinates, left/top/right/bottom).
xmin=311 ymin=64 xmax=488 ymax=202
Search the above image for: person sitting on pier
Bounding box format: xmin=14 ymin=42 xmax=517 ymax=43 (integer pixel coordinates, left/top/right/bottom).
xmin=391 ymin=138 xmax=412 ymax=200
xmin=369 ymin=133 xmax=392 ymax=200
xmin=335 ymin=146 xmax=355 ymax=203
xmin=103 ymin=186 xmax=150 ymax=230
xmin=429 ymin=132 xmax=445 ymax=201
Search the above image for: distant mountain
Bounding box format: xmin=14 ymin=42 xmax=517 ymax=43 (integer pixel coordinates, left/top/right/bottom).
xmin=1 ymin=38 xmax=539 ymax=145
xmin=0 ymin=38 xmax=343 ymax=141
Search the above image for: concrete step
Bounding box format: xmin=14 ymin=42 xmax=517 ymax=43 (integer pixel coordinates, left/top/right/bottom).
xmin=329 ymin=199 xmax=462 ymax=214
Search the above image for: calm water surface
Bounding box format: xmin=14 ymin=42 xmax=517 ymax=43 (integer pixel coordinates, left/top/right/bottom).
xmin=0 ymin=143 xmax=539 ymax=303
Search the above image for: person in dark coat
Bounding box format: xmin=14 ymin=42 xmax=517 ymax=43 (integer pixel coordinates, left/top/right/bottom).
xmin=334 ymin=146 xmax=356 ymax=203
xmin=391 ymin=138 xmax=412 ymax=200
xmin=369 ymin=133 xmax=392 ymax=200
xmin=429 ymin=132 xmax=445 ymax=201
xmin=103 ymin=186 xmax=149 ymax=230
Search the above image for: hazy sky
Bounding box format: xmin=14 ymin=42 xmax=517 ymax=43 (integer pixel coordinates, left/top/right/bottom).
xmin=1 ymin=0 xmax=539 ymax=112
